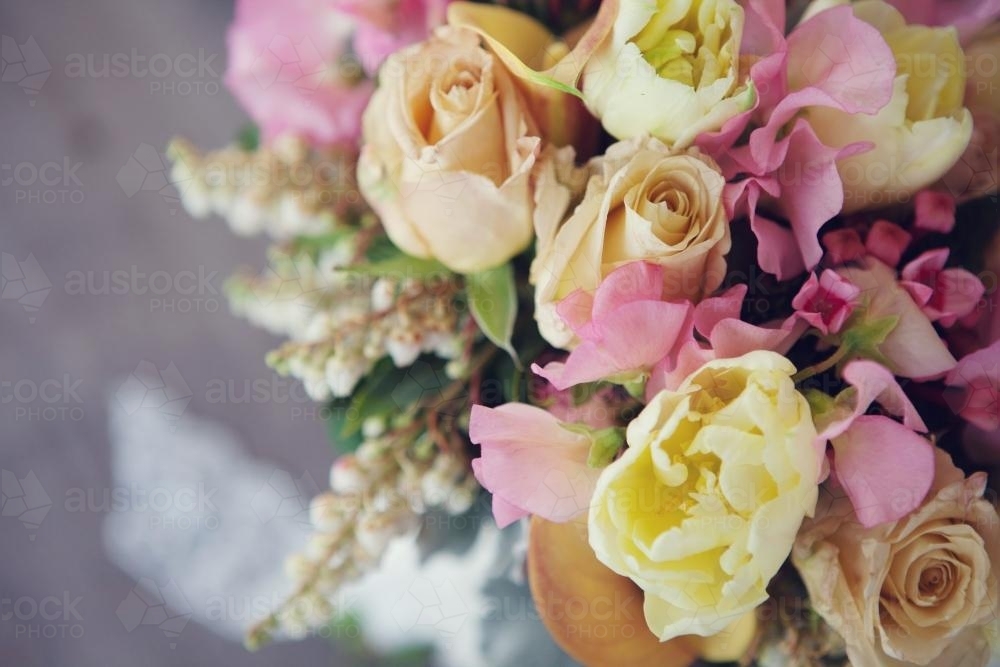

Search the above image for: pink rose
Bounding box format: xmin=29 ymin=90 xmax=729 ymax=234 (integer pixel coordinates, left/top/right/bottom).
xmin=225 ymin=0 xmax=374 ymax=147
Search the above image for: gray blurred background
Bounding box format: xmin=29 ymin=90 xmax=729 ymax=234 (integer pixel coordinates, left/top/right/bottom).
xmin=0 ymin=0 xmax=347 ymax=664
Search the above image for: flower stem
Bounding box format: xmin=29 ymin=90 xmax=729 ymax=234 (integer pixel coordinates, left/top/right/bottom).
xmin=793 ymin=345 xmax=851 ymax=384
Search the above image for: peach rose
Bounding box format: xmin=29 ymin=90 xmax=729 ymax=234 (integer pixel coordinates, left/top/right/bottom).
xmin=357 ymin=27 xmax=542 ymax=273
xmin=793 ymin=449 xmax=1000 ymax=667
xmin=531 ymin=136 xmax=731 ymax=348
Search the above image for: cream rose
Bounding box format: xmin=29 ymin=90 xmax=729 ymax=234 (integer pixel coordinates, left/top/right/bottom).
xmin=942 ymin=21 xmax=1000 ymax=202
xmin=589 ymin=352 xmax=822 ymax=641
xmin=531 ymin=136 xmax=731 ymax=348
xmin=357 ymin=27 xmax=541 ymax=274
xmin=793 ymin=448 xmax=1000 ymax=667
xmin=802 ymin=0 xmax=973 ymax=213
xmin=582 ymin=0 xmax=754 ymax=148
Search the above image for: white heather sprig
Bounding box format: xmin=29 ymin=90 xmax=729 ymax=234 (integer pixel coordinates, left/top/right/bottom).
xmin=168 ymin=135 xmax=362 ymax=239
xmin=258 ymin=273 xmax=466 ymax=399
xmin=247 ymin=429 xmax=480 ymax=648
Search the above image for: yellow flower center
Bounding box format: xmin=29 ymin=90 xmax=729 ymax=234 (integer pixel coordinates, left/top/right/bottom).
xmin=631 ymin=0 xmax=736 ymax=88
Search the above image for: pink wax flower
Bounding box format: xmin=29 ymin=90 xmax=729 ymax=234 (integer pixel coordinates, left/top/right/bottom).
xmin=864 ymin=221 xmax=911 ymax=269
xmin=901 ymin=249 xmax=985 ymax=328
xmin=469 ymin=403 xmax=601 ymax=527
xmin=821 ymin=228 xmax=867 ymax=267
xmin=816 ymin=360 xmax=935 ymax=527
xmin=332 ymin=0 xmax=451 ymax=75
xmin=913 ymin=190 xmax=957 ymax=233
xmin=946 ymin=341 xmax=1000 ymax=432
xmin=532 ymin=262 xmax=693 ymax=390
xmin=697 ymin=2 xmax=897 ymax=279
xmin=792 ymin=270 xmax=861 ymax=335
xmin=226 ymin=0 xmax=375 ymax=148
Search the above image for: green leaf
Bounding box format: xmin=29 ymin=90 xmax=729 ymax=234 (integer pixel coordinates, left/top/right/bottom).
xmin=560 ymin=424 xmax=626 ymax=468
xmin=326 ymin=398 xmax=364 ymax=454
xmin=364 ymin=234 xmax=400 ymax=263
xmin=236 ymin=124 xmax=259 ymax=151
xmin=842 ymin=314 xmax=898 ymax=365
xmin=288 ymin=229 xmax=355 ymax=257
xmin=466 ymin=263 xmax=519 ymax=363
xmin=339 ymin=358 xmax=401 ymax=439
xmin=343 ymin=243 xmax=451 ymax=280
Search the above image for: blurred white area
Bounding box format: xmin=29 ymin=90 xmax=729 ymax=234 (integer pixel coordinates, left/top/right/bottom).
xmin=101 ymin=399 xmax=578 ymax=666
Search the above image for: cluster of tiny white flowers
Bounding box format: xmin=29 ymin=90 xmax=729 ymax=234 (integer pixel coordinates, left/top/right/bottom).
xmin=266 ymin=429 xmax=478 ymax=640
xmin=262 ymin=274 xmax=466 ymax=400
xmin=168 ymin=135 xmax=361 ymax=239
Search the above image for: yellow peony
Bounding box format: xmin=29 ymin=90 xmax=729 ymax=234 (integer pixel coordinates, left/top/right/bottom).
xmin=582 ymin=0 xmax=755 ymax=148
xmin=589 ymin=351 xmax=821 ymax=641
xmin=803 ymin=0 xmax=973 ymax=212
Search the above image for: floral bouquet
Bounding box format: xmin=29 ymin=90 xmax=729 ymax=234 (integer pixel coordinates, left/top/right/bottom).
xmin=168 ymin=0 xmax=1000 ymax=664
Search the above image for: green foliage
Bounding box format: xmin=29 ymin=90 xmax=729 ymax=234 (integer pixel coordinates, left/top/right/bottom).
xmin=466 ymin=263 xmax=519 ymax=363
xmin=236 ymin=124 xmax=259 ymax=151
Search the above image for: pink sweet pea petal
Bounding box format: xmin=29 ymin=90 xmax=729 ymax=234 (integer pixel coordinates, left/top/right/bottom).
xmin=533 ymin=300 xmax=693 ymax=389
xmin=226 ymin=0 xmax=377 ymax=148
xmin=784 ymin=6 xmax=897 ymax=117
xmin=914 ymin=190 xmax=957 ymax=233
xmin=865 ymin=221 xmax=912 ymax=268
xmin=946 ymin=341 xmax=1000 ymax=431
xmin=694 ymin=285 xmax=746 ymax=336
xmin=841 ymin=359 xmax=928 ymax=432
xmin=590 ymin=261 xmax=664 ymax=321
xmin=774 ymin=123 xmax=865 ymax=273
xmin=555 ymin=289 xmax=596 ymax=338
xmin=332 ymin=0 xmax=451 ymax=74
xmin=469 ymin=403 xmax=600 ymax=527
xmin=535 ymin=262 xmax=693 ymax=389
xmin=901 ymin=249 xmax=985 ymax=327
xmin=645 ymin=340 xmax=714 ymax=399
xmin=831 ymin=415 xmax=935 ymax=527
